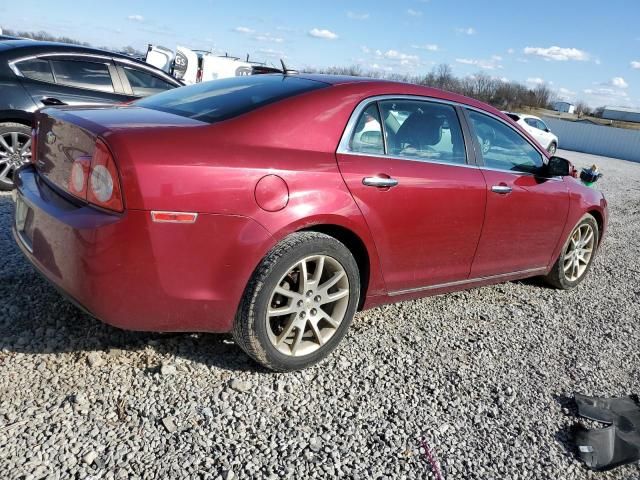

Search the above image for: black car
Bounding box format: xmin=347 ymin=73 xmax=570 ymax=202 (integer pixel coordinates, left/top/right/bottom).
xmin=0 ymin=40 xmax=182 ymax=190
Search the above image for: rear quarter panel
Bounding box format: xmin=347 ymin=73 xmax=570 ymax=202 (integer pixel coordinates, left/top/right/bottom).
xmin=103 ymin=85 xmax=394 ymax=298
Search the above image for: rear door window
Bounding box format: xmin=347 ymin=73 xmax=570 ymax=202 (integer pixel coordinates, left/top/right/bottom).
xmin=379 ymin=99 xmax=467 ymax=165
xmin=50 ymin=59 xmax=114 ymax=92
xmin=122 ymin=66 xmax=175 ymax=97
xmin=135 ymin=74 xmax=328 ymax=123
xmin=15 ymin=58 xmax=54 ymax=83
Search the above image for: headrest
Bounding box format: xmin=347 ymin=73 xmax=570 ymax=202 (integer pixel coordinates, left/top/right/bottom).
xmin=396 ymin=112 xmax=443 ymax=146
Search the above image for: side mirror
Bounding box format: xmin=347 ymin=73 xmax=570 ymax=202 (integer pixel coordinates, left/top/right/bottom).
xmin=546 ymin=156 xmax=571 ymax=177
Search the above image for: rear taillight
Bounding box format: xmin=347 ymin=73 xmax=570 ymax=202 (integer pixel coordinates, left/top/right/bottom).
xmin=66 ymin=139 xmax=123 ymax=212
xmin=86 ymin=140 xmax=123 ymax=212
xmin=68 ymin=156 xmax=91 ymax=198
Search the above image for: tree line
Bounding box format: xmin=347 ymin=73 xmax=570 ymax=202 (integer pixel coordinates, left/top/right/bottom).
xmin=304 ymin=64 xmax=587 ymax=113
xmin=1 ymin=27 xmax=143 ymax=57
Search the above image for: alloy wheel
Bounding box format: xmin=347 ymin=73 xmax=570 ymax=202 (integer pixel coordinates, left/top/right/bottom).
xmin=266 ymin=255 xmax=350 ymax=357
xmin=563 ymin=223 xmax=595 ymax=282
xmin=0 ymin=131 xmax=31 ymax=186
xmin=548 ymin=143 xmax=557 ymax=155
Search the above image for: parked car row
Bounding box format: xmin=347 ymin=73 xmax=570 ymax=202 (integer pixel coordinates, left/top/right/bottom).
xmin=13 ymin=73 xmax=606 ymax=371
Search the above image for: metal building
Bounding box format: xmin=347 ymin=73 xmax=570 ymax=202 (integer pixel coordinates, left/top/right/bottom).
xmin=601 ymin=106 xmax=640 ymax=123
xmin=552 ymin=101 xmax=575 ymax=114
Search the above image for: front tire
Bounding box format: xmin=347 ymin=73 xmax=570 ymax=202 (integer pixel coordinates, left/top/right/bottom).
xmin=544 ymin=214 xmax=599 ymax=289
xmin=233 ymin=232 xmax=360 ymax=372
xmin=547 ymin=142 xmax=557 ymax=155
xmin=0 ymin=123 xmax=32 ymax=191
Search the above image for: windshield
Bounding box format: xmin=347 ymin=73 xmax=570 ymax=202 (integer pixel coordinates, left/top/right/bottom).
xmin=134 ymin=74 xmax=328 ymax=123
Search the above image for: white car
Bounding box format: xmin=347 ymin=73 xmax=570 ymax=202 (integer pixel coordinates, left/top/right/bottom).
xmin=504 ymin=112 xmax=559 ymax=155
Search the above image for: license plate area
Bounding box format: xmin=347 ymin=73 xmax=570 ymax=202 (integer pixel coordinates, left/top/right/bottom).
xmin=15 ymin=196 xmax=34 ymax=252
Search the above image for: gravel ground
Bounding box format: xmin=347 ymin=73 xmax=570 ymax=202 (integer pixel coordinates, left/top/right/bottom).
xmin=1 ymin=149 xmax=639 ymax=480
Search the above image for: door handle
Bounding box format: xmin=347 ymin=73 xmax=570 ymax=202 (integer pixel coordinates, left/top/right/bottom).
xmin=362 ymin=177 xmax=399 ymax=188
xmin=491 ymin=185 xmax=512 ymax=194
xmin=41 ymin=97 xmax=66 ymax=106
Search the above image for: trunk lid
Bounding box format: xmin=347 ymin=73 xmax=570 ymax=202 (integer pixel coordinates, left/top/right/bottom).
xmin=33 ymin=106 xmax=206 ymax=196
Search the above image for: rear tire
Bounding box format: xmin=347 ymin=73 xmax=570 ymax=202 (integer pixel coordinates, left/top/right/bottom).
xmin=0 ymin=122 xmax=32 ymax=191
xmin=233 ymin=232 xmax=360 ymax=372
xmin=544 ymin=214 xmax=599 ymax=289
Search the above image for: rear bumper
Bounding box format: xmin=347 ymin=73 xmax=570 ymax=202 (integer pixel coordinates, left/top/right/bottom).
xmin=13 ymin=166 xmax=274 ymax=333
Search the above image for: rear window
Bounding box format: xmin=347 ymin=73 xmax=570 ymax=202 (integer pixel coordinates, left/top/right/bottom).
xmin=16 ymin=58 xmax=54 ymax=83
xmin=134 ymin=74 xmax=328 ymax=123
xmin=50 ymin=59 xmax=114 ymax=92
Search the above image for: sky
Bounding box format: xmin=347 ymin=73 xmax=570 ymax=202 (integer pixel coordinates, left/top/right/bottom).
xmin=2 ymin=0 xmax=639 ymax=108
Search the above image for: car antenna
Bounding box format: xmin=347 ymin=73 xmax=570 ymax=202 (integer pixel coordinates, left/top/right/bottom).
xmin=280 ymin=59 xmax=298 ymax=75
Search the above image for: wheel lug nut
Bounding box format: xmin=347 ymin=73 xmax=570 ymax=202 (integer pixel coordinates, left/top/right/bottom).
xmin=306 ymin=290 xmax=313 ymax=297
xmin=310 ymin=308 xmax=317 ymax=316
xmin=314 ymin=295 xmax=321 ymax=303
xmin=299 ymin=311 xmax=306 ymax=319
xmin=297 ymin=300 xmax=304 ymax=307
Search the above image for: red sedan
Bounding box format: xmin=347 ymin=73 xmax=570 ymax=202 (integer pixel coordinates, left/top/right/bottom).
xmin=13 ymin=74 xmax=608 ymax=371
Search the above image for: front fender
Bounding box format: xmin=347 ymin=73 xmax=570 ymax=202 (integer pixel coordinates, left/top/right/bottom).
xmin=548 ymin=177 xmax=608 ymax=266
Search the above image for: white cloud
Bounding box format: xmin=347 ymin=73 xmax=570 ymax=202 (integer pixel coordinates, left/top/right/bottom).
xmin=491 ymin=55 xmax=503 ymax=61
xmin=507 ymin=48 xmax=515 ymax=54
xmin=609 ymin=77 xmax=628 ymax=88
xmin=379 ymin=49 xmax=419 ymax=63
xmin=256 ymin=48 xmax=286 ymax=59
xmin=407 ymin=9 xmax=423 ymax=16
xmin=557 ymin=87 xmax=576 ymax=100
xmin=526 ymin=77 xmax=545 ymax=85
xmin=631 ymin=61 xmax=640 ymax=69
xmin=412 ymin=44 xmax=439 ymax=51
xmin=370 ymin=63 xmax=393 ymax=72
xmin=127 ymin=14 xmax=144 ymax=22
xmin=456 ymin=57 xmax=502 ymax=70
xmin=583 ymin=87 xmax=630 ymax=107
xmin=584 ymin=88 xmax=626 ymax=96
xmin=308 ymin=28 xmax=338 ymax=40
xmin=361 ymin=46 xmax=371 ymax=54
xmin=456 ymin=27 xmax=476 ymax=35
xmin=236 ymin=27 xmax=283 ymax=43
xmin=347 ymin=11 xmax=369 ymax=20
xmin=254 ymin=33 xmax=284 ymax=43
xmin=523 ymin=46 xmax=589 ymax=61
